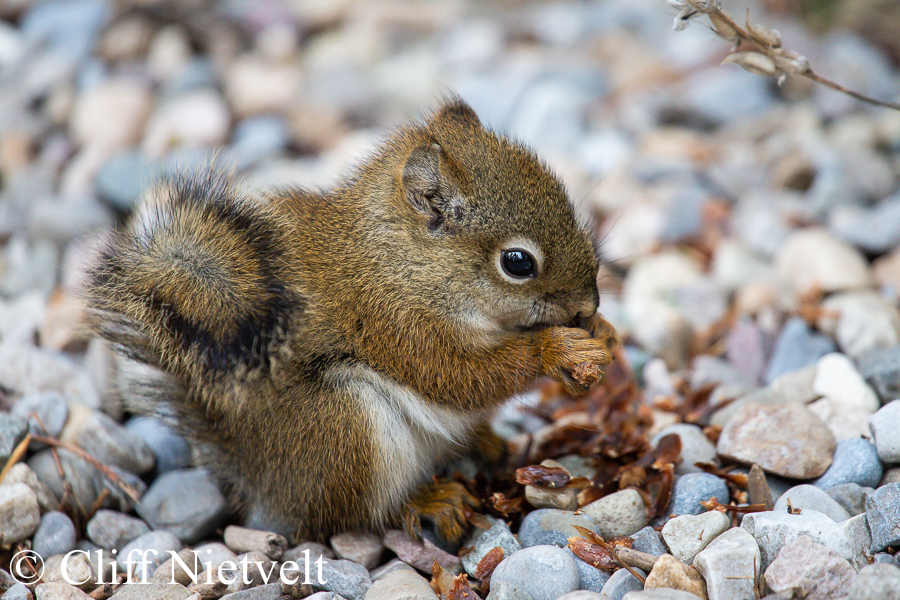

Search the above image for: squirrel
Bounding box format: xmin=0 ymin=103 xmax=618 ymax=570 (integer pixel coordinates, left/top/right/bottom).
xmin=86 ymin=99 xmax=617 ymax=543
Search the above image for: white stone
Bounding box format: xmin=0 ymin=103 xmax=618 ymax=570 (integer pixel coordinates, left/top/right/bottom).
xmin=0 ymin=482 xmax=41 ymax=543
xmin=769 ymin=364 xmax=819 ymax=404
xmin=364 ymin=568 xmax=435 ymax=600
xmin=580 ymin=489 xmax=648 ymax=538
xmin=811 ymin=353 xmax=880 ymax=440
xmin=776 ymin=227 xmax=871 ymax=296
xmin=70 ymin=77 xmax=152 ymax=152
xmin=693 ymin=527 xmax=760 ymax=600
xmin=840 ymin=513 xmax=872 ymax=569
xmin=868 ymin=400 xmax=900 ymax=464
xmin=330 ymin=530 xmax=384 ymax=570
xmin=34 ymin=582 xmax=94 ymax=599
xmin=0 ymin=343 xmax=102 ymax=412
xmin=651 ymin=423 xmax=718 ymax=474
xmin=819 ymin=290 xmax=900 ymax=360
xmin=3 ymin=463 xmax=58 ymax=512
xmin=0 ymin=293 xmax=47 ymax=346
xmin=741 ymin=509 xmax=856 ymax=570
xmin=621 ymin=252 xmax=703 ymax=368
xmin=225 ymin=54 xmax=302 ymax=118
xmin=764 ymin=535 xmax=855 ymax=600
xmin=622 ymin=590 xmax=702 ymax=600
xmin=593 ymin=194 xmax=666 ymax=269
xmin=661 ymin=510 xmax=731 ymax=564
xmin=711 ymin=237 xmax=773 ymax=292
xmin=142 ymin=89 xmax=231 ymax=157
xmin=773 ymin=485 xmax=850 ymax=523
xmin=146 ymin=25 xmax=191 ymax=81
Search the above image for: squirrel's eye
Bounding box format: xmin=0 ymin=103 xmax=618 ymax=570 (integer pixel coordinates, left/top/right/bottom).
xmin=501 ymin=249 xmax=537 ymax=279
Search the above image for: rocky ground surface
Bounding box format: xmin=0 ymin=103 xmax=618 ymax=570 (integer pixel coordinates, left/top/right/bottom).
xmin=2 ymin=0 xmax=900 ymax=599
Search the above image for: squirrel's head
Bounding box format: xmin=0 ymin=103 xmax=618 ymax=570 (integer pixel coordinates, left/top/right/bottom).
xmin=381 ymin=99 xmax=600 ymax=338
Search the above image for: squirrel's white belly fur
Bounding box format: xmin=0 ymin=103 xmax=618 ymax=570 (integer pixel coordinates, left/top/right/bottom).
xmin=328 ymin=362 xmax=487 ymax=521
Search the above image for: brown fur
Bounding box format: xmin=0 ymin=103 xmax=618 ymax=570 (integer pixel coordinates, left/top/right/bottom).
xmin=86 ymin=99 xmax=614 ymax=543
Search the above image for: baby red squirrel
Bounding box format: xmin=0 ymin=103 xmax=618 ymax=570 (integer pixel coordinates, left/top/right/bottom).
xmin=87 ymin=99 xmax=616 ymax=543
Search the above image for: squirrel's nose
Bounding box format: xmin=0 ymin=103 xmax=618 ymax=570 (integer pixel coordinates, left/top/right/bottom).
xmin=573 ymin=292 xmax=599 ymax=321
xmin=572 ymin=305 xmax=597 ymax=322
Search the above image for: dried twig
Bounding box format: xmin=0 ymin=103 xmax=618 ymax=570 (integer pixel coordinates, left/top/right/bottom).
xmin=30 ymin=434 xmax=142 ymax=503
xmin=613 ymin=546 xmax=659 ymax=572
xmin=701 ymin=497 xmax=770 ymax=514
xmin=0 ymin=433 xmax=32 ymax=484
xmin=668 ymin=0 xmax=900 ymax=111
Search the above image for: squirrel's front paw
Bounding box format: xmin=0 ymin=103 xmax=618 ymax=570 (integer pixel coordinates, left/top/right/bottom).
xmin=582 ymin=312 xmax=619 ymax=351
xmin=401 ymin=480 xmax=479 ymax=543
xmin=537 ymin=323 xmax=615 ymax=395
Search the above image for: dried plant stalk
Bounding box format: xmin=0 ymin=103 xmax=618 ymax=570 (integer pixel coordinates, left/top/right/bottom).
xmin=668 ymin=0 xmax=900 ymax=110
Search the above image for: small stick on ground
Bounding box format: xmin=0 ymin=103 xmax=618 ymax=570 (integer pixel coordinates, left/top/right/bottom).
xmin=614 ymin=546 xmax=658 ymax=572
xmin=608 ymin=545 xmax=647 ymax=584
xmin=0 ymin=433 xmax=32 ymax=484
xmin=30 ymin=434 xmax=142 ymax=503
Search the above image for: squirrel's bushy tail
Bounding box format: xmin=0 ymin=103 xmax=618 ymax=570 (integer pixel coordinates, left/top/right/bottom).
xmin=87 ymin=172 xmax=300 ymax=393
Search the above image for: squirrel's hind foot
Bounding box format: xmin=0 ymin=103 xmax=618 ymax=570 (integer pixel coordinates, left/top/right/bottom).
xmin=401 ymin=480 xmax=479 ymax=544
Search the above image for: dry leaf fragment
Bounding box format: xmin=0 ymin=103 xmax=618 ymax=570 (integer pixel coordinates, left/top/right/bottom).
xmin=568 ymin=536 xmax=620 ymax=571
xmin=708 ymin=11 xmax=737 ymax=40
xmin=432 ymin=561 xmax=481 ymax=600
xmin=745 ymin=11 xmax=782 ymax=47
xmin=722 ymin=51 xmax=778 ymax=76
xmin=490 ymin=492 xmax=524 ymax=516
xmin=515 ymin=465 xmax=571 ymax=488
xmin=448 ymin=575 xmax=480 ymax=600
xmin=474 ymin=547 xmax=504 ymax=583
xmin=432 ymin=560 xmax=455 ymax=596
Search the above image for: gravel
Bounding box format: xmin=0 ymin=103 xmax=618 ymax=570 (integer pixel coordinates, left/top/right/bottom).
xmin=136 ymin=468 xmax=229 ymax=544
xmin=763 ymin=317 xmax=836 ymax=384
xmin=661 ymin=473 xmax=730 ymax=518
xmin=517 ymin=508 xmax=602 ymax=548
xmin=459 ymin=515 xmax=521 ymax=576
xmin=813 ymin=437 xmax=883 ymax=489
xmin=0 ymin=413 xmax=28 ymax=465
xmin=849 ymin=563 xmax=900 ymax=600
xmin=858 ymin=345 xmax=900 ymax=404
xmin=661 ymin=510 xmax=731 ymax=563
xmin=865 ymin=482 xmax=900 ymax=553
xmin=117 ymin=530 xmax=182 ymax=581
xmin=0 ymin=482 xmax=41 ymax=544
xmin=650 ymin=424 xmax=718 ymax=475
xmin=85 ymin=509 xmax=150 ymax=550
xmin=489 ymin=546 xmax=580 ymax=600
xmin=868 ymin=400 xmax=900 ymax=463
xmin=764 ymin=535 xmax=855 ymax=600
xmin=741 ymin=509 xmax=856 ymax=570
xmin=580 ymin=489 xmax=648 ymax=538
xmin=693 ymin=527 xmax=761 ymax=600
xmin=826 ymin=483 xmax=873 ymax=517
xmin=329 ymin=530 xmax=383 ymax=571
xmin=31 ymin=511 xmax=77 ymax=559
xmin=773 ymin=484 xmax=851 ymax=522
xmin=717 ymin=403 xmax=836 ymax=479
xmin=600 ymin=567 xmax=646 ymax=600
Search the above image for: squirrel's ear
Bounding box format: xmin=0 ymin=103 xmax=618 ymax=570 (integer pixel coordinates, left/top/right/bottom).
xmin=402 ymin=143 xmax=462 ymax=233
xmin=428 ymin=99 xmax=481 ymax=131
xmin=402 ymin=142 xmax=442 ymax=212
